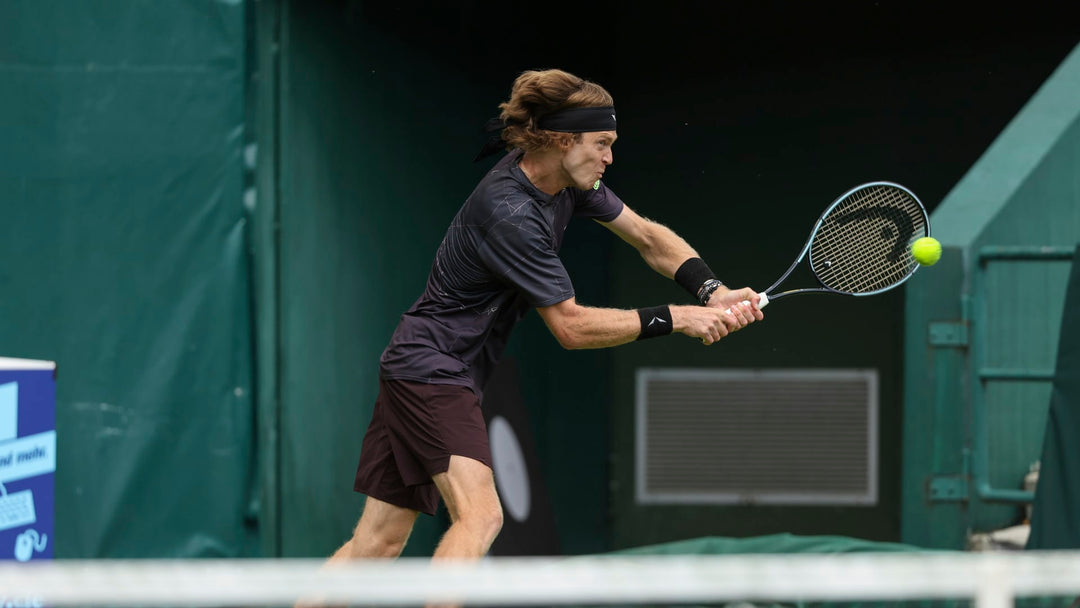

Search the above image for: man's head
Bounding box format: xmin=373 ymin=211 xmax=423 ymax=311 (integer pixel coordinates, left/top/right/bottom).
xmin=498 ymin=69 xmax=617 ymax=189
xmin=499 ymin=69 xmax=614 ymax=148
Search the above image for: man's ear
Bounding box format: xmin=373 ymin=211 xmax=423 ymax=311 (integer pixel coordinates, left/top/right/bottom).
xmin=556 ymin=133 xmax=578 ymax=152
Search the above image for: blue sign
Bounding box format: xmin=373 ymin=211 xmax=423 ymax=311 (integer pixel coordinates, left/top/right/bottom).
xmin=0 ymin=357 xmax=56 ymax=562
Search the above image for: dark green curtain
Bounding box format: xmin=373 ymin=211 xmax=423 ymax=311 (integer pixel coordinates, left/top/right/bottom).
xmin=0 ymin=1 xmax=255 ymax=557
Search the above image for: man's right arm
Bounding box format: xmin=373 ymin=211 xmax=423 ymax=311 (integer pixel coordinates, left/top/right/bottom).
xmin=536 ymin=297 xmax=756 ymax=350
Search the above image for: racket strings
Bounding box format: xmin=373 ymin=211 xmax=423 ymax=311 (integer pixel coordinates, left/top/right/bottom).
xmin=810 ymin=185 xmax=928 ymax=294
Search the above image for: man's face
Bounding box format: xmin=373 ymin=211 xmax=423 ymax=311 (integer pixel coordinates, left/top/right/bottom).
xmin=561 ymin=131 xmax=616 ymax=190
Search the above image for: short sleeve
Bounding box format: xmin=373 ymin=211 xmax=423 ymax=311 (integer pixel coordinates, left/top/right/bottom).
xmin=574 ymin=180 xmax=624 ymax=222
xmin=477 ymin=209 xmax=575 ymax=307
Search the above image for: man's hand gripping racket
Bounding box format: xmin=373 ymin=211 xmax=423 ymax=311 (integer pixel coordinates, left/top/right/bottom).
xmin=727 ymin=181 xmax=930 ymax=316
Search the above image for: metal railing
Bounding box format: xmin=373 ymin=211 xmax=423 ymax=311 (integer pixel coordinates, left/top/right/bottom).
xmin=971 ymin=245 xmax=1075 ymax=503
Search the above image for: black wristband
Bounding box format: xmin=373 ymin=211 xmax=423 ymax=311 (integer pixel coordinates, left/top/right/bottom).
xmin=674 ymin=258 xmax=717 ymax=298
xmin=636 ymin=305 xmax=673 ymax=340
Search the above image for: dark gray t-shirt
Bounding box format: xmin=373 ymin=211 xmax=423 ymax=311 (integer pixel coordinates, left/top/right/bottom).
xmin=379 ymin=149 xmax=625 ymax=397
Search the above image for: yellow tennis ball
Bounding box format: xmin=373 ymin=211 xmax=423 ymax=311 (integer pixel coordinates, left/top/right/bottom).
xmin=912 ymin=237 xmax=941 ymax=266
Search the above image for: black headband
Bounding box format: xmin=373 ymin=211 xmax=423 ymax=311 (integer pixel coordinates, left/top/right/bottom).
xmin=536 ymin=106 xmax=617 ymax=132
xmin=474 ymin=106 xmax=618 ymax=161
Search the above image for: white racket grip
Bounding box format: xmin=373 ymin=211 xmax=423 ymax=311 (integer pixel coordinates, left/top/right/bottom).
xmin=724 ymin=293 xmax=768 ymax=316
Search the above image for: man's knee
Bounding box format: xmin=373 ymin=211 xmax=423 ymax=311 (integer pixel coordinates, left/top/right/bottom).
xmin=350 ymin=497 xmax=419 ymax=558
xmin=481 ymin=502 xmax=505 ymax=536
xmin=348 ymin=520 xmax=412 ymax=558
xmin=460 ymin=501 xmax=503 ymax=541
xmin=361 ymin=531 xmax=410 ymax=557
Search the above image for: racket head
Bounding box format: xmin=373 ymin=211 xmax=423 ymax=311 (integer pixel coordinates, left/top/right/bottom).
xmin=808 ymin=182 xmax=929 ymax=296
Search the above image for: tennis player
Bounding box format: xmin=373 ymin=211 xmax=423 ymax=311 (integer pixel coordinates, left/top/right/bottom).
xmin=334 ymin=69 xmax=763 ymax=565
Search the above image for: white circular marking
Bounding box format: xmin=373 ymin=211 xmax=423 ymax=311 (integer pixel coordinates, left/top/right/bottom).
xmin=488 ymin=416 xmax=531 ymax=522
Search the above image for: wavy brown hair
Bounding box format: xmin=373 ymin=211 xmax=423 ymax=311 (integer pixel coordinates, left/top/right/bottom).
xmin=497 ymin=69 xmax=615 ymax=153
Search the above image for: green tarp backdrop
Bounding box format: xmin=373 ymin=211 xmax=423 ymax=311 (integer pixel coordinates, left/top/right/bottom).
xmin=0 ymin=1 xmax=256 ymax=556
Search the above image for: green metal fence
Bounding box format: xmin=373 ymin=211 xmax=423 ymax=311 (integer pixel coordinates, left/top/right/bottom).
xmin=902 ymin=41 xmax=1080 ymax=548
xmin=972 ymin=246 xmax=1075 ymax=504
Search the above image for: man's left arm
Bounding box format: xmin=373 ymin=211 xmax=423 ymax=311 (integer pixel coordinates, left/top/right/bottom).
xmin=599 ymin=204 xmax=699 ymax=277
xmin=599 ymin=205 xmax=765 ymax=316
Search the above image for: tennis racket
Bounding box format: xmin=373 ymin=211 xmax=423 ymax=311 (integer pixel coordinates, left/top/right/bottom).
xmin=743 ymin=181 xmax=929 ymax=311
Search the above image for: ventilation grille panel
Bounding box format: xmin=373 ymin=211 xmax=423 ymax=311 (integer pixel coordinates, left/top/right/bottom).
xmin=636 ymin=368 xmax=878 ymax=505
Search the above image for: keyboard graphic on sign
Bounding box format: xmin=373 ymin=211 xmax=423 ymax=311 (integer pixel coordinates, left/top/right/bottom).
xmin=0 ymin=482 xmax=36 ymax=532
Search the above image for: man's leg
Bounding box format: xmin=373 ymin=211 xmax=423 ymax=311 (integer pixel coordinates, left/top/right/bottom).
xmin=431 ymin=455 xmax=503 ymax=559
xmin=296 ymin=498 xmax=418 ymax=608
xmin=330 ymin=496 xmax=420 ymax=560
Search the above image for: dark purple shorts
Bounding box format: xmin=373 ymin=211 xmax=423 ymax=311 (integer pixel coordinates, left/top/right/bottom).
xmin=353 ymin=378 xmax=491 ymax=515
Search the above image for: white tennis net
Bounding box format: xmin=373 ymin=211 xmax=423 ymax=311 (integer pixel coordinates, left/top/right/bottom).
xmin=1 ymin=552 xmax=1079 ymax=608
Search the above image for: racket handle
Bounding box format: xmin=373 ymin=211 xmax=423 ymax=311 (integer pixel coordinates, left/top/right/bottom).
xmin=725 ymin=293 xmax=769 ymax=316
